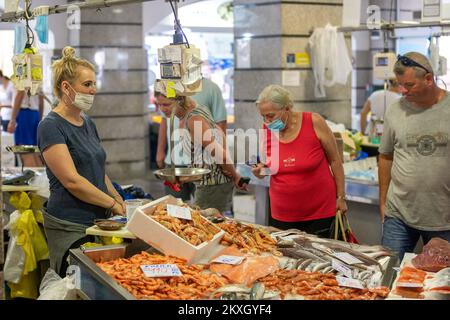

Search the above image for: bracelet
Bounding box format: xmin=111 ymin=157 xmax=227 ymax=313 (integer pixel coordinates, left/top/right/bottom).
xmin=108 ymin=199 xmax=117 ymax=210
xmin=337 ymin=195 xmax=347 ymax=201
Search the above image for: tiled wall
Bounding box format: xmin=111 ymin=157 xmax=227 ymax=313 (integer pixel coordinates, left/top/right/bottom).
xmin=68 ymin=3 xmax=149 ymax=179
xmin=233 ymin=0 xmax=352 ymax=131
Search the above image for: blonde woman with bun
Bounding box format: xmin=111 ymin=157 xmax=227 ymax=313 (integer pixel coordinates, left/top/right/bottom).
xmin=37 ymin=47 xmax=125 ymax=277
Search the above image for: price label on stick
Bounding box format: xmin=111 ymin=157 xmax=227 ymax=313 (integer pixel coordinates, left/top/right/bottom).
xmin=167 ymin=204 xmax=192 ymax=220
xmin=140 ymin=264 xmax=183 ymax=277
xmin=212 ymin=255 xmax=245 ymax=265
xmin=332 ymin=259 xmax=353 ymax=278
xmin=332 ymin=252 xmax=363 ymax=265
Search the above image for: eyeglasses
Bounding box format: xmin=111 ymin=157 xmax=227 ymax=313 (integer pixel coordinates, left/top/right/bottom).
xmin=397 ymin=55 xmax=431 ymax=74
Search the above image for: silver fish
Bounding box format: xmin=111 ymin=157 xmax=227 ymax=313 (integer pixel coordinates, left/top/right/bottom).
xmin=299 ymin=258 xmax=314 ymax=270
xmin=312 ymin=261 xmax=331 ymax=272
xmin=250 ymin=283 xmax=265 ymax=300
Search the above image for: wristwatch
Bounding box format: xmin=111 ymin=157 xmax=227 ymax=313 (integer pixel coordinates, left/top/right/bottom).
xmin=337 ymin=195 xmax=347 ymax=201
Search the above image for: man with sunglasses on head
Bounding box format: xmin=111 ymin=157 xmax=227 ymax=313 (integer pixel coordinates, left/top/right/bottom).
xmin=378 ymin=52 xmax=450 ymax=261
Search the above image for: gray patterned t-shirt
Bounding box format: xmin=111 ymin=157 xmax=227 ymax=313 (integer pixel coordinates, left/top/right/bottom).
xmin=379 ymin=93 xmax=450 ymax=231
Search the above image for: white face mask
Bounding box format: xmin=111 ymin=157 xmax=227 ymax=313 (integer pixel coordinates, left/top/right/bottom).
xmin=66 ymin=84 xmax=95 ymax=111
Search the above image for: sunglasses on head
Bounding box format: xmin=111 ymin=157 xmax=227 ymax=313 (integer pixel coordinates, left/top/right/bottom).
xmin=397 ymin=55 xmax=431 ymax=74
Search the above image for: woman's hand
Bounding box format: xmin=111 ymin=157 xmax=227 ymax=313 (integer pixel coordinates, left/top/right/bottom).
xmin=233 ymin=173 xmax=249 ymax=191
xmin=336 ymin=198 xmax=348 ymax=215
xmin=114 ymin=195 xmax=126 ymax=213
xmin=251 ymin=163 xmax=266 ymax=179
xmin=111 ymin=200 xmax=126 ymax=216
xmin=156 ymin=151 xmax=166 ymax=169
xmin=7 ymin=120 xmax=16 ymax=134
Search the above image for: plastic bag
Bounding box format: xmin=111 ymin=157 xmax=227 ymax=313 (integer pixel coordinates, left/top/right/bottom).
xmin=209 ymin=246 xmax=279 ymax=286
xmin=8 ymin=270 xmax=39 ymax=299
xmin=37 ymin=268 xmax=78 ymax=300
xmin=4 ymin=211 xmax=25 ymax=284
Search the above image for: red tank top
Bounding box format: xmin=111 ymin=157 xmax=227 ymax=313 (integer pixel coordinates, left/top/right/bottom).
xmin=265 ymin=112 xmax=336 ymax=222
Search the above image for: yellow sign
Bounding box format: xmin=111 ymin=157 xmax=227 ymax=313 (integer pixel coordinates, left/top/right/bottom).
xmin=166 ymin=81 xmax=176 ymax=98
xmin=296 ymin=52 xmax=310 ymax=66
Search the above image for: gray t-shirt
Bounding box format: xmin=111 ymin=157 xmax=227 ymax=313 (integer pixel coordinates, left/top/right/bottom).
xmin=379 ymin=93 xmax=450 ymax=231
xmin=37 ymin=111 xmax=108 ymax=226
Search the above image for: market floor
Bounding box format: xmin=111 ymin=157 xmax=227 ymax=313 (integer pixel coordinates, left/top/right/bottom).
xmin=115 ymin=170 xmax=166 ymax=200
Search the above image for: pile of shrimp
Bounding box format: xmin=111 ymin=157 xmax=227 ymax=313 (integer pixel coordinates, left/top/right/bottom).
xmin=97 ymin=251 xmax=228 ymax=300
xmin=217 ymin=220 xmax=281 ymax=256
xmin=148 ymin=204 xmax=220 ymax=246
xmin=259 ymin=269 xmax=390 ymax=300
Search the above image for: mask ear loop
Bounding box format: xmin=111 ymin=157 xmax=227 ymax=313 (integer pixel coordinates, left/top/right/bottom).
xmin=61 ymin=82 xmax=75 ymax=107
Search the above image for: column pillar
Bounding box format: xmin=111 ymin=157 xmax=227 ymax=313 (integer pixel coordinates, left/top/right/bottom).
xmin=69 ymin=3 xmax=148 ymax=179
xmin=233 ymin=0 xmax=352 ymax=131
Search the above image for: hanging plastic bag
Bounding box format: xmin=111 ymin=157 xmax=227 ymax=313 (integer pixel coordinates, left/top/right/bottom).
xmin=37 ymin=268 xmax=78 ymax=300
xmin=3 ymin=211 xmax=26 ymax=284
xmin=8 ymin=269 xmax=40 ymax=299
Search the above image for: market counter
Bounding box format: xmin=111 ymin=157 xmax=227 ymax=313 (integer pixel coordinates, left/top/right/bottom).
xmin=69 ymin=239 xmax=399 ymax=300
xmin=236 ymin=165 xmax=383 ymax=246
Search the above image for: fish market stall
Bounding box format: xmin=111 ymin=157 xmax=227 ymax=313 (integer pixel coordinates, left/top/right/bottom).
xmin=68 ymin=196 xmax=399 ymax=300
xmin=237 ymin=163 xmax=384 ymax=246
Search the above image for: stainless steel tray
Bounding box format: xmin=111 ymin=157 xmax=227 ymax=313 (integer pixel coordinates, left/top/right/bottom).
xmin=154 ymin=167 xmax=211 ymax=183
xmin=69 ymin=241 xmax=153 ymax=300
xmin=6 ymin=145 xmax=40 ymax=154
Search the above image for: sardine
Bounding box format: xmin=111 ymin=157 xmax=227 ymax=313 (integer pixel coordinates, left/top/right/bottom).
xmin=321 ymin=266 xmax=334 ymax=274
xmin=312 ymin=261 xmax=331 ymax=272
xmin=299 ymin=258 xmax=314 ymax=270
xmin=305 ymin=263 xmax=316 ymax=272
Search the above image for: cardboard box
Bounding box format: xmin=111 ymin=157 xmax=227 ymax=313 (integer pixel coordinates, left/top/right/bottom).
xmin=127 ymin=195 xmax=225 ymax=264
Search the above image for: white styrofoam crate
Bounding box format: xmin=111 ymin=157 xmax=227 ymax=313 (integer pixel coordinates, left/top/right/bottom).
xmin=127 ymin=195 xmax=225 ymax=264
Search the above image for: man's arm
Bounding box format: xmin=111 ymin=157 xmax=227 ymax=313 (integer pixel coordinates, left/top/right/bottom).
xmin=156 ymin=118 xmax=167 ymax=168
xmin=378 ymin=153 xmax=393 ymax=223
xmin=38 ymin=94 xmax=44 ymax=120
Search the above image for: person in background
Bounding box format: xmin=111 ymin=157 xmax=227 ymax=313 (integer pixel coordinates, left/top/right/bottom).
xmin=252 ymin=85 xmax=347 ymax=237
xmin=379 ymin=52 xmax=450 ymax=261
xmin=0 ymin=70 xmax=15 ymax=132
xmin=360 ymin=79 xmax=402 ymax=135
xmin=37 ymin=46 xmax=125 ymax=277
xmin=156 ymin=78 xmax=227 ymax=202
xmin=7 ymin=84 xmax=44 ymax=166
xmin=154 ymin=86 xmax=246 ymax=212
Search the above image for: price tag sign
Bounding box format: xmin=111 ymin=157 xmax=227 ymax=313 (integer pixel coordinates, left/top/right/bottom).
xmin=167 ymin=204 xmax=192 ymax=220
xmin=212 ymin=255 xmax=245 ymax=265
xmin=332 ymin=252 xmax=363 ymax=265
xmin=140 ymin=264 xmax=183 ymax=278
xmin=336 ymin=276 xmax=364 ymax=289
xmin=395 ymin=282 xmax=423 ymax=288
xmin=332 ymin=259 xmax=353 ymax=278
xmin=166 ymin=81 xmax=176 ymax=98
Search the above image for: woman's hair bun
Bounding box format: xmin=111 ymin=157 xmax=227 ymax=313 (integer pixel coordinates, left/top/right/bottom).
xmin=62 ymin=46 xmax=76 ymax=59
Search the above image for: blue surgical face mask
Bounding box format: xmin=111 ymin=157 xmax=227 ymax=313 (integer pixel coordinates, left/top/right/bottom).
xmin=266 ymin=111 xmax=287 ymax=132
xmin=34 ymin=15 xmax=49 ymax=44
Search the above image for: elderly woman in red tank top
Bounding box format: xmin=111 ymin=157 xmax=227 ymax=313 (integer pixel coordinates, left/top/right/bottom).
xmin=252 ymin=85 xmax=347 ymax=237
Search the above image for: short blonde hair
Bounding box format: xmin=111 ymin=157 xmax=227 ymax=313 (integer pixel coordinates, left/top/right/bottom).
xmin=256 ymin=85 xmax=293 ymax=110
xmin=51 ymin=46 xmax=95 ymax=98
